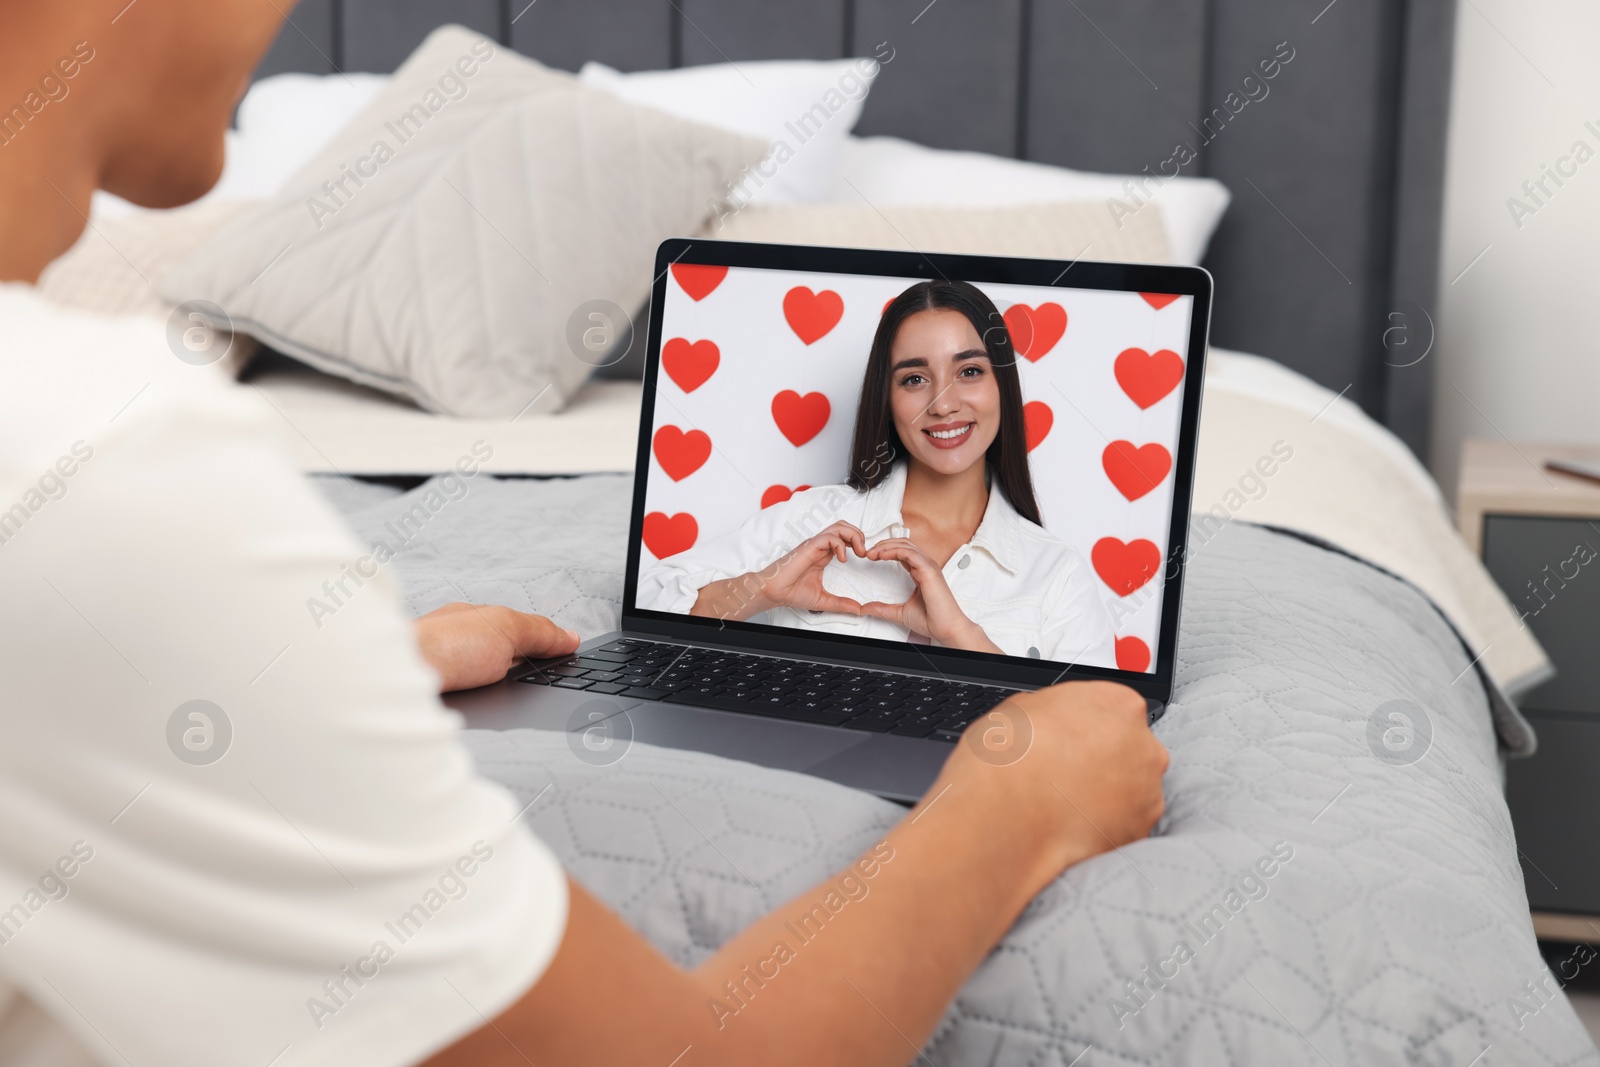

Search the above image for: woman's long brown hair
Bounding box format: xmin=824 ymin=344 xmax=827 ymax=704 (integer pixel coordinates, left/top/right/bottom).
xmin=846 ymin=280 xmax=1042 ymax=526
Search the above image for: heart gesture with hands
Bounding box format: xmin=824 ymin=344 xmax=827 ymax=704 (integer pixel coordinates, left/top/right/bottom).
xmin=857 ymin=537 xmax=1000 ymax=652
xmin=688 ymin=520 xmax=999 ymax=655
xmin=756 ymin=520 xmax=872 ymax=617
xmin=691 ymin=521 xmax=869 ymax=622
xmin=706 ymin=519 xmax=1002 ymax=655
xmin=754 ymin=521 xmax=982 ymax=645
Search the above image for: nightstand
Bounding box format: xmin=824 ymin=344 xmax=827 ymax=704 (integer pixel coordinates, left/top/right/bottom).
xmin=1458 ymin=439 xmax=1600 ymax=941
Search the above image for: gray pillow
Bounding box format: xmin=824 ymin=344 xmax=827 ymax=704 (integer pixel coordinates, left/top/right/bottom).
xmin=161 ymin=26 xmax=767 ymax=417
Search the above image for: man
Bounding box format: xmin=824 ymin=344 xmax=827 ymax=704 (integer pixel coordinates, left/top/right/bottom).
xmin=0 ymin=3 xmax=1168 ymax=1065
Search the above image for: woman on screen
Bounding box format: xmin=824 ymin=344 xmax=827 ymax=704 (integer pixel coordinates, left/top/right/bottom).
xmin=639 ymin=280 xmax=1115 ymax=666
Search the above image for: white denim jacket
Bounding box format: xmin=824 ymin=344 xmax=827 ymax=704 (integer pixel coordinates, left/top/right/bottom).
xmin=639 ymin=463 xmax=1116 ymax=667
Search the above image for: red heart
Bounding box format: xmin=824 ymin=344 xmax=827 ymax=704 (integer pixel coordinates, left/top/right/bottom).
xmin=1140 ymin=292 xmax=1180 ymax=310
xmin=662 ymin=338 xmax=720 ymax=393
xmin=1102 ymin=440 xmax=1172 ymax=501
xmin=1023 ymin=400 xmax=1053 ymax=452
xmin=671 ymin=264 xmax=727 ymax=301
xmin=771 ymin=390 xmax=830 ymax=446
xmin=643 ymin=512 xmax=698 ymax=558
xmin=1115 ymin=636 xmax=1152 ymax=672
xmin=760 ymin=484 xmax=812 ymax=509
xmin=1003 ymin=303 xmax=1067 ymax=362
xmin=1092 ymin=538 xmax=1161 ymax=596
xmin=652 ymin=425 xmax=711 ymax=481
xmin=783 ymin=287 xmax=844 ymax=345
xmin=1114 ymin=347 xmax=1184 ymax=409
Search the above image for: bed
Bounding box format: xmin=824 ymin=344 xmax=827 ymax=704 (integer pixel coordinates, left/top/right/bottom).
xmin=311 ymin=464 xmax=1589 ymax=1063
xmin=38 ymin=0 xmax=1600 ymax=1061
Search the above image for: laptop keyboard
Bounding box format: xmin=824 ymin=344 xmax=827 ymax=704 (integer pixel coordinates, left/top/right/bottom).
xmin=519 ymin=639 xmax=1015 ymax=743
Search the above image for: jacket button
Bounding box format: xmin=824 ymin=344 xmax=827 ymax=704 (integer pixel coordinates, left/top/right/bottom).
xmin=957 ymin=555 xmax=971 ymax=569
xmin=1027 ymin=647 xmax=1040 ymax=658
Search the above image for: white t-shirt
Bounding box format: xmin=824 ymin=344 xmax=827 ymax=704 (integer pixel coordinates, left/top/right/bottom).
xmin=639 ymin=460 xmax=1116 ymax=667
xmin=0 ymin=287 xmax=566 ymax=1067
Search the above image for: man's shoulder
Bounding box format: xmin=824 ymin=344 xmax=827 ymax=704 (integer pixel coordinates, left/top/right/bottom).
xmin=0 ymin=286 xmax=252 ymax=465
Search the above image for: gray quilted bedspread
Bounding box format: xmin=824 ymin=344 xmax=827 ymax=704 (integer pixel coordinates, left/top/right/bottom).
xmin=317 ymin=473 xmax=1597 ymax=1066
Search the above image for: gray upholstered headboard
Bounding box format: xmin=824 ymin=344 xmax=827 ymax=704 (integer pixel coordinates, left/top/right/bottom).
xmin=257 ymin=0 xmax=1454 ymax=460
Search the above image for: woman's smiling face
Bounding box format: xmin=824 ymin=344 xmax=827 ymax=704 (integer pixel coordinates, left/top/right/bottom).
xmin=888 ymin=308 xmax=1002 ymax=477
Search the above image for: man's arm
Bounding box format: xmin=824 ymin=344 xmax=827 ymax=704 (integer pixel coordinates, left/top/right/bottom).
xmin=425 ymin=682 xmax=1167 ymax=1066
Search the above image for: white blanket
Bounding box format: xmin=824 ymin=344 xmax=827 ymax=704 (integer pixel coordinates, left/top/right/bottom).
xmin=1197 ymin=350 xmax=1549 ymax=695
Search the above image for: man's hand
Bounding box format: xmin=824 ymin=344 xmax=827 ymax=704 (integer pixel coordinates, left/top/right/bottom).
xmin=413 ymin=603 xmax=580 ymax=693
xmin=425 ymin=680 xmax=1168 ymax=1067
xmin=943 ymin=681 xmax=1169 ymax=885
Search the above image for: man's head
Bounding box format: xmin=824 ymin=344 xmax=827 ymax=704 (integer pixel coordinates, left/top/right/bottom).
xmin=0 ymin=0 xmax=290 ymax=278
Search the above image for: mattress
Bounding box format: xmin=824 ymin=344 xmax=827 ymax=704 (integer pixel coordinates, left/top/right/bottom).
xmin=313 ymin=472 xmax=1597 ymax=1065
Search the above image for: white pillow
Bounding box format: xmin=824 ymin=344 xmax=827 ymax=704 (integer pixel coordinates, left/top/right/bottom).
xmin=162 ymin=67 xmax=1227 ymax=263
xmin=226 ymin=72 xmax=390 ymax=199
xmin=827 ymin=135 xmax=1232 ymax=267
xmin=578 ymin=58 xmax=877 ymax=205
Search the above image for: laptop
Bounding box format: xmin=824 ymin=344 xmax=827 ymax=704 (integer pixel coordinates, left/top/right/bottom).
xmin=446 ymin=239 xmax=1211 ymax=802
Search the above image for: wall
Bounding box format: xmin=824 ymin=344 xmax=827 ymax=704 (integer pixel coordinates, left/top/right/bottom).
xmin=1432 ymin=0 xmax=1600 ymax=500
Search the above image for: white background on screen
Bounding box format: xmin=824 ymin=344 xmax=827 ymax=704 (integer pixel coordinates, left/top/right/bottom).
xmin=640 ymin=263 xmax=1191 ymax=672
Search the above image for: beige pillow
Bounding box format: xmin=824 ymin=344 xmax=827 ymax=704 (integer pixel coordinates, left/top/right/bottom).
xmin=160 ymin=26 xmax=767 ymax=417
xmin=705 ymin=200 xmax=1172 ymax=263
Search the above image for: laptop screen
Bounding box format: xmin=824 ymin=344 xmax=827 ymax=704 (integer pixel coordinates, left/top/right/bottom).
xmin=627 ymin=245 xmax=1204 ymax=686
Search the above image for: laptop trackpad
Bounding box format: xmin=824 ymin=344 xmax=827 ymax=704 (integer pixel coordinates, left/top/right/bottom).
xmin=799 ymin=734 xmax=949 ymax=802
xmin=621 ymin=702 xmax=867 ymax=772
